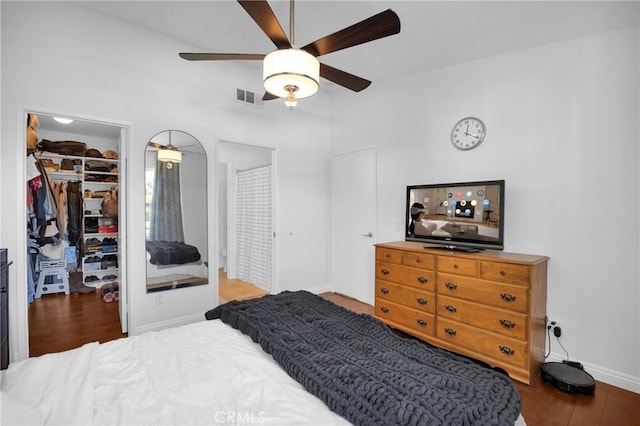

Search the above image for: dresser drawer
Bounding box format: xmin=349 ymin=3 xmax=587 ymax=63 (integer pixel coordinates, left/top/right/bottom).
xmin=480 ymin=261 xmax=530 ymax=285
xmin=438 ymin=256 xmax=478 ymax=277
xmin=376 ymin=262 xmax=435 ymax=290
xmin=376 ymin=248 xmax=403 ymax=264
xmin=402 ymin=252 xmax=436 ymax=270
xmin=375 ymin=298 xmax=435 ymax=337
xmin=400 ymin=267 xmax=436 ymax=291
xmin=375 ymin=261 xmax=405 ymax=283
xmin=437 ymin=317 xmax=527 ymax=369
xmin=375 ymin=280 xmax=435 ymax=314
xmin=437 ymin=273 xmax=528 ymax=313
xmin=437 ymin=295 xmax=527 ymax=340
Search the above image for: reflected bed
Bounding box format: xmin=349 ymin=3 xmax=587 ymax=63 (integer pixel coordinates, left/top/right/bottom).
xmin=145 ymin=241 xmax=208 ymax=290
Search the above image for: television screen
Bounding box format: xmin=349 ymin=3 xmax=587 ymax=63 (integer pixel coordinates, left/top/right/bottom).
xmin=405 ymin=180 xmax=505 ymax=251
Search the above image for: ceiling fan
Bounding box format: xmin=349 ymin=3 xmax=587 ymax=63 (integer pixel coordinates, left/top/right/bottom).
xmin=148 ymin=133 xmax=182 ymax=166
xmin=179 ymin=0 xmax=401 ymax=108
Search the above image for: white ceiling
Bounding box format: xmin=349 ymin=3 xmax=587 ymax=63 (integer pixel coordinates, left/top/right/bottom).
xmin=73 ymin=0 xmax=639 ymax=92
xmin=34 ymin=1 xmax=639 ymax=136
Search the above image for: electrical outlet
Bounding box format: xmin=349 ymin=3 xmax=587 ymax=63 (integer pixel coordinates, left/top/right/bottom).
xmin=547 ymin=318 xmax=563 ymax=335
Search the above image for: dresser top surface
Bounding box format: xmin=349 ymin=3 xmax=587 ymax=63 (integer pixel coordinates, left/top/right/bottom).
xmin=375 ymin=241 xmax=548 ymax=265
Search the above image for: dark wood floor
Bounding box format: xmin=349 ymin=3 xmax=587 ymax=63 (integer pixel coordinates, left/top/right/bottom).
xmin=28 ymin=291 xmax=639 ymax=425
xmin=28 ymin=290 xmax=126 ymax=357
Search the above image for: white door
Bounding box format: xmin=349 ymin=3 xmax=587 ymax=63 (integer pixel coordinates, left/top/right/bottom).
xmin=332 ymin=148 xmax=376 ymax=304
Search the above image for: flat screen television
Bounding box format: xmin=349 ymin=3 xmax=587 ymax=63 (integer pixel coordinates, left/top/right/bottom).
xmin=405 ymin=180 xmax=505 ymax=252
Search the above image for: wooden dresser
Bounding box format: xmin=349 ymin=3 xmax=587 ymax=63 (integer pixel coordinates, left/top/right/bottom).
xmin=374 ymin=241 xmax=548 ymax=384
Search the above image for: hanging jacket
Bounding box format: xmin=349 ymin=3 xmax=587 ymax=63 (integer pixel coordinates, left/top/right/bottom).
xmin=66 ymin=181 xmax=83 ymax=246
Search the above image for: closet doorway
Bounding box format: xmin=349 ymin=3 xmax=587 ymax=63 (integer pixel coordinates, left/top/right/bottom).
xmin=217 ymin=141 xmax=274 ymax=303
xmin=24 ymin=110 xmax=129 ymax=357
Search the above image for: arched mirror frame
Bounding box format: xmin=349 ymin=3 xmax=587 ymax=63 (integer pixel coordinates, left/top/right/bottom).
xmin=144 ymin=130 xmax=208 ymax=292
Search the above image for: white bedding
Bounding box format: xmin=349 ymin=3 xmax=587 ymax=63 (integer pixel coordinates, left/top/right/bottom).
xmin=1 ymin=320 xmax=348 ymax=425
xmin=1 ymin=320 xmax=526 ymax=426
xmin=146 ymin=251 xmax=208 ymax=282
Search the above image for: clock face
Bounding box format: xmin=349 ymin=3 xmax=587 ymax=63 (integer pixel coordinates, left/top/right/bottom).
xmin=451 ymin=117 xmax=486 ymax=150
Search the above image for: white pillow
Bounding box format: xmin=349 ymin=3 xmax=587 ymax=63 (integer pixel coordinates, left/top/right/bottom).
xmin=0 ymin=391 xmax=44 ymax=425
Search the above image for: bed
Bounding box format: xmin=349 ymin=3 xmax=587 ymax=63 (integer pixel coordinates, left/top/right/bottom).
xmin=145 ymin=241 xmax=208 ymax=289
xmin=1 ymin=291 xmax=526 ymax=426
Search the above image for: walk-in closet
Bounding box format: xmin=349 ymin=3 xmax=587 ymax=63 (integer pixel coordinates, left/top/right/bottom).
xmin=25 ymin=113 xmax=127 ymax=355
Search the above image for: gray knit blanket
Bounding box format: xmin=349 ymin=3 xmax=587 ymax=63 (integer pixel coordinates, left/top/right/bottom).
xmin=205 ymin=291 xmax=521 ymax=426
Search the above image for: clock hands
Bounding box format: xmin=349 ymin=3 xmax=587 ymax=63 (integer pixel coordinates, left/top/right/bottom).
xmin=464 ymin=124 xmax=481 ymax=139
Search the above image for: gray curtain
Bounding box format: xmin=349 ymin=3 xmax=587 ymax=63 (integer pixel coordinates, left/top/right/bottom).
xmin=149 ymin=160 xmax=184 ymax=242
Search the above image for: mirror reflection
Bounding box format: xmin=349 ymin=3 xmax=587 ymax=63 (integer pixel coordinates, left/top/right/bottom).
xmin=145 ymin=130 xmax=208 ymax=292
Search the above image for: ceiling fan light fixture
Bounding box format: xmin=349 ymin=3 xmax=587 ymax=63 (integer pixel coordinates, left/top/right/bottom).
xmin=53 ymin=117 xmax=74 ymax=124
xmin=157 ymin=146 xmax=182 ymax=164
xmin=263 ymin=48 xmax=319 ymax=102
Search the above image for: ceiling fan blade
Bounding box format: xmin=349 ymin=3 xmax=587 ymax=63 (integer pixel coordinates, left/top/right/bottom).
xmin=147 ymin=141 xmax=167 ymax=149
xmin=320 ymin=63 xmax=371 ymax=92
xmin=180 ymin=53 xmax=265 ymax=61
xmin=237 ymin=0 xmax=291 ymax=49
xmin=262 ymin=92 xmax=279 ymax=101
xmin=301 ymin=9 xmax=400 ymax=57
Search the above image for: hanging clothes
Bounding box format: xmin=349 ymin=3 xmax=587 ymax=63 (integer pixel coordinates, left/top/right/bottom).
xmin=66 ymin=181 xmax=83 ymax=246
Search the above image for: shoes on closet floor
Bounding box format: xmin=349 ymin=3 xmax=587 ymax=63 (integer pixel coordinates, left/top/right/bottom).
xmin=101 ymin=282 xmax=119 ymax=303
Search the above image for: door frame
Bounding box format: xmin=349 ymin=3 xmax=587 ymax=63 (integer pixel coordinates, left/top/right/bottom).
xmin=11 ymin=106 xmax=131 ymax=362
xmin=217 ymin=141 xmax=277 ymax=294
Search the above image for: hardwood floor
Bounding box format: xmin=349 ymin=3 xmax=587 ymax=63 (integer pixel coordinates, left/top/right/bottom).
xmin=218 ymin=268 xmax=268 ymax=303
xmin=27 ymin=290 xmax=639 ymax=425
xmin=28 ymin=290 xmax=126 ymax=357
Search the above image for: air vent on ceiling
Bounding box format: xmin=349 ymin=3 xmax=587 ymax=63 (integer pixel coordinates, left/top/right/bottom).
xmin=236 ymin=88 xmax=263 ymax=107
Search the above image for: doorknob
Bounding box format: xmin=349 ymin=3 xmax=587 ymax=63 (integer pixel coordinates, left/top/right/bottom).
xmin=361 ymin=232 xmax=373 ymax=238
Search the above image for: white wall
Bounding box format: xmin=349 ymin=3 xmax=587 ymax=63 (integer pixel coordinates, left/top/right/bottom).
xmin=331 ymin=27 xmax=640 ymax=392
xmin=1 ymin=1 xmax=332 ymax=360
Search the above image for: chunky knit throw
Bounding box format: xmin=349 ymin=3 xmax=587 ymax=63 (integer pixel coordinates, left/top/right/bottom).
xmin=205 ymin=291 xmax=521 ymax=426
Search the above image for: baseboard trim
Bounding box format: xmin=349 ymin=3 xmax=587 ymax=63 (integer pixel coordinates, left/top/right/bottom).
xmin=546 ymin=352 xmax=640 ymax=394
xmin=132 ymin=313 xmax=205 ymax=336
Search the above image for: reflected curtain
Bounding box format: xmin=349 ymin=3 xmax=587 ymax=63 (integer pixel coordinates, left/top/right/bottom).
xmin=235 ymin=164 xmax=272 ymax=291
xmin=149 ymin=160 xmax=184 ymax=242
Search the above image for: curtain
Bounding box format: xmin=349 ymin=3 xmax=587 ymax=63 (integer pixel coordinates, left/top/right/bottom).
xmin=235 ymin=164 xmax=272 ymax=291
xmin=149 ymin=160 xmax=184 ymax=242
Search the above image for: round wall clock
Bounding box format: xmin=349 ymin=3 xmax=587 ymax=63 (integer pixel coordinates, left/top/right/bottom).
xmin=451 ymin=117 xmax=486 ymax=150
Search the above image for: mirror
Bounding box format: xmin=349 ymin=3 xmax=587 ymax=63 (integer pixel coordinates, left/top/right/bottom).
xmin=145 ymin=130 xmax=208 ymax=292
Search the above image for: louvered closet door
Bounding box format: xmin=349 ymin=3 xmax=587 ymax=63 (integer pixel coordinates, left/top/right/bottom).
xmin=235 ymin=165 xmax=273 ymax=292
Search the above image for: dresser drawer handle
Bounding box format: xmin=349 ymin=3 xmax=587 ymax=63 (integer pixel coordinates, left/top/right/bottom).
xmin=416 ymin=319 xmax=427 ymax=327
xmin=385 ymin=254 xmax=391 ymax=258
xmin=500 ymin=319 xmax=516 ymax=329
xmin=380 ymin=287 xmax=389 ymax=294
xmin=500 ymin=270 xmax=506 ymax=276
xmin=380 ymin=269 xmax=390 ymax=275
xmin=380 ymin=306 xmax=389 ymax=313
xmin=417 ymin=276 xmax=428 ymax=284
xmin=445 ymin=282 xmax=458 ymax=290
xmin=444 ymin=304 xmax=457 ymax=313
xmin=499 ymin=345 xmax=515 ymax=356
xmin=415 ymin=258 xmax=422 ymax=263
xmin=416 ymin=298 xmax=427 ymax=305
xmin=500 ymin=293 xmax=516 ymax=302
xmin=453 ymin=264 xmax=459 ymax=269
xmin=444 ymin=327 xmax=457 ymax=336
